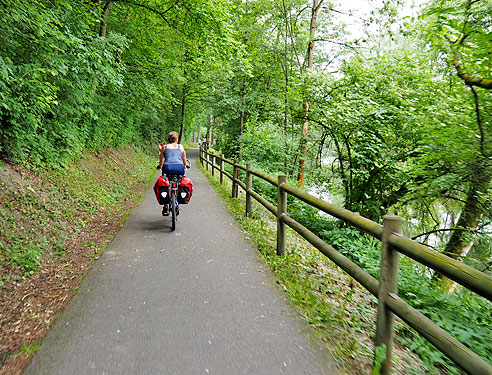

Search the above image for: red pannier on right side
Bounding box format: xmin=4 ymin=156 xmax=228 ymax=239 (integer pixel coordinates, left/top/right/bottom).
xmin=177 ymin=176 xmax=193 ymax=204
xmin=153 ymin=176 xmax=170 ymax=205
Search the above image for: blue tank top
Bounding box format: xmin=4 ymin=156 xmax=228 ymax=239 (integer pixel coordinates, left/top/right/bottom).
xmin=164 ymin=145 xmax=183 ymax=165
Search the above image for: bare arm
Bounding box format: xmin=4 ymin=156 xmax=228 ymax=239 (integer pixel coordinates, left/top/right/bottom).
xmin=158 ymin=144 xmax=164 ymax=169
xmin=181 ymin=145 xmax=187 ymax=166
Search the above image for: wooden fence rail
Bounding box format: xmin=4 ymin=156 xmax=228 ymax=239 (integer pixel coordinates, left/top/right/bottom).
xmin=199 ymin=146 xmax=492 ymax=375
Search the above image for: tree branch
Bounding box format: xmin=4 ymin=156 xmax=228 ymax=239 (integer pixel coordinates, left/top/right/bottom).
xmin=453 ymin=52 xmax=492 ymax=89
xmin=411 ymin=228 xmax=474 ymax=240
xmin=470 ymin=85 xmax=486 ymax=156
xmin=314 ymin=0 xmax=325 ymax=13
xmin=116 ymin=0 xmax=189 ymax=37
xmin=314 ymin=38 xmax=363 ymax=52
xmin=322 ymin=6 xmax=366 ymax=22
xmin=443 ymin=195 xmax=468 ymax=205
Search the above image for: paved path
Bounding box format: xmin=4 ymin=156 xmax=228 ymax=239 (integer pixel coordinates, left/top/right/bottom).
xmin=25 ymin=149 xmax=338 ymax=375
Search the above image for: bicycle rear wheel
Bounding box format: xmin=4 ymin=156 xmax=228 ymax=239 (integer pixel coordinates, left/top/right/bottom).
xmin=171 ymin=190 xmax=177 ymax=231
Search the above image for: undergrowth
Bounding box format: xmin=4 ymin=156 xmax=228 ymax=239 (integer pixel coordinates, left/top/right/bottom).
xmin=290 ymin=203 xmax=492 ymax=374
xmin=0 ymin=145 xmax=155 ymax=276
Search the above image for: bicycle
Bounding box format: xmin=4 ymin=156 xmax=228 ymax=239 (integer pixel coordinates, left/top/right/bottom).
xmin=157 ymin=160 xmax=190 ymax=231
xmin=167 ymin=173 xmax=180 ymax=231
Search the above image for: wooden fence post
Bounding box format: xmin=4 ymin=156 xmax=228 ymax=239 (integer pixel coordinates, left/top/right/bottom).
xmin=277 ymin=174 xmax=287 ymax=255
xmin=206 ymin=151 xmax=209 ymax=171
xmin=220 ymin=155 xmax=224 ymax=185
xmin=234 ymin=161 xmax=239 ymax=197
xmin=246 ymin=163 xmax=252 ymax=217
xmin=375 ymin=215 xmax=403 ymax=375
xmin=232 ymin=161 xmax=238 ymax=198
xmin=212 ymin=154 xmax=215 ymax=177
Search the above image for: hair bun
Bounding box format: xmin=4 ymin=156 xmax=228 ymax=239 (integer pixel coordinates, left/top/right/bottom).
xmin=167 ymin=131 xmax=178 ymax=143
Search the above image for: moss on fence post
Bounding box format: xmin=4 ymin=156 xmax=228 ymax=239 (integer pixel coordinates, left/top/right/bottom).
xmin=277 ymin=174 xmax=287 ymax=255
xmin=375 ymin=215 xmax=403 ymax=375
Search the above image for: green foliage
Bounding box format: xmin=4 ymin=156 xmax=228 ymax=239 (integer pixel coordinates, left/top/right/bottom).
xmin=0 ymin=0 xmax=238 ymax=167
xmin=372 ymin=344 xmax=386 ymax=375
xmin=290 ymin=205 xmax=492 ymax=373
xmin=14 ymin=340 xmax=41 ymax=358
xmin=0 ymin=1 xmax=128 ymax=165
xmin=241 ymin=119 xmax=296 ymax=173
xmin=422 ymin=0 xmax=492 ymax=78
xmin=306 ymin=49 xmax=440 ymax=221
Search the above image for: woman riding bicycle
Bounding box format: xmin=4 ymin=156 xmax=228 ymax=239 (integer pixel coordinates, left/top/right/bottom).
xmin=157 ymin=131 xmax=187 ymax=216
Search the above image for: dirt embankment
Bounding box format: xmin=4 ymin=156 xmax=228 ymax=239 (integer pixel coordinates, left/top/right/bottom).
xmin=0 ymin=146 xmax=155 ymax=374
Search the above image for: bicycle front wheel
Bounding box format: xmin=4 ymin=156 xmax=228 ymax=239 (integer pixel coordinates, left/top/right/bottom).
xmin=171 ymin=190 xmax=177 ymax=231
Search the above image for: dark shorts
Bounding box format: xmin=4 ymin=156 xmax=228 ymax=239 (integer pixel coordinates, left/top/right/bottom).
xmin=163 ymin=163 xmax=185 ymax=176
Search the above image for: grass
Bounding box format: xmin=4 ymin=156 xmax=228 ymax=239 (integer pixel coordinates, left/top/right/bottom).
xmin=0 ymin=145 xmax=156 ymax=276
xmin=13 ymin=341 xmax=41 ymax=358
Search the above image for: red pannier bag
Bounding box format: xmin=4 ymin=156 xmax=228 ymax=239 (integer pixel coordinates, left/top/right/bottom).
xmin=177 ymin=176 xmax=193 ymax=204
xmin=153 ymin=176 xmax=170 ymax=205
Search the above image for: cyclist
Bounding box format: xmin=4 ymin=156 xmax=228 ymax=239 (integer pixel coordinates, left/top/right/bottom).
xmin=157 ymin=131 xmax=187 ymax=216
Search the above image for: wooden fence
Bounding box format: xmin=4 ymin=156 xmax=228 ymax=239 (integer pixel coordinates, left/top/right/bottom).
xmin=199 ymin=146 xmax=492 ymax=375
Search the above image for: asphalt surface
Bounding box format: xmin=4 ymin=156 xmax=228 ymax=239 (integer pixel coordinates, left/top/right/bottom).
xmin=25 ymin=148 xmax=338 ymax=375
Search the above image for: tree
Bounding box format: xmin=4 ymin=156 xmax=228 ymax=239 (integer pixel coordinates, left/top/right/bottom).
xmin=309 ymin=47 xmax=438 ymax=221
xmin=421 ymin=0 xmax=492 ymax=290
xmin=298 ymin=0 xmax=323 ymax=187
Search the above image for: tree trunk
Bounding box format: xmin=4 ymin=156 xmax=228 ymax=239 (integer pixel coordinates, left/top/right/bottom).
xmin=99 ymin=1 xmax=113 ymax=37
xmin=283 ymin=3 xmax=290 ymax=174
xmin=239 ymin=80 xmax=246 ymax=160
xmin=179 ymin=83 xmax=186 ymax=143
xmin=91 ymin=1 xmax=112 ymax=94
xmin=206 ymin=107 xmax=213 ymax=148
xmin=283 ymin=57 xmax=289 ymax=173
xmin=436 ymin=162 xmax=491 ymax=291
xmin=297 ymin=0 xmax=323 ymax=187
xmin=207 ymin=126 xmax=212 ymax=146
xmin=298 ymin=101 xmax=310 ymax=187
xmin=435 ymin=83 xmax=491 ymax=292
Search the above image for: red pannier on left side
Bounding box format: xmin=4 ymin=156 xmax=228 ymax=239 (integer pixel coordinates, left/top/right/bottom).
xmin=154 ymin=176 xmax=170 ymax=205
